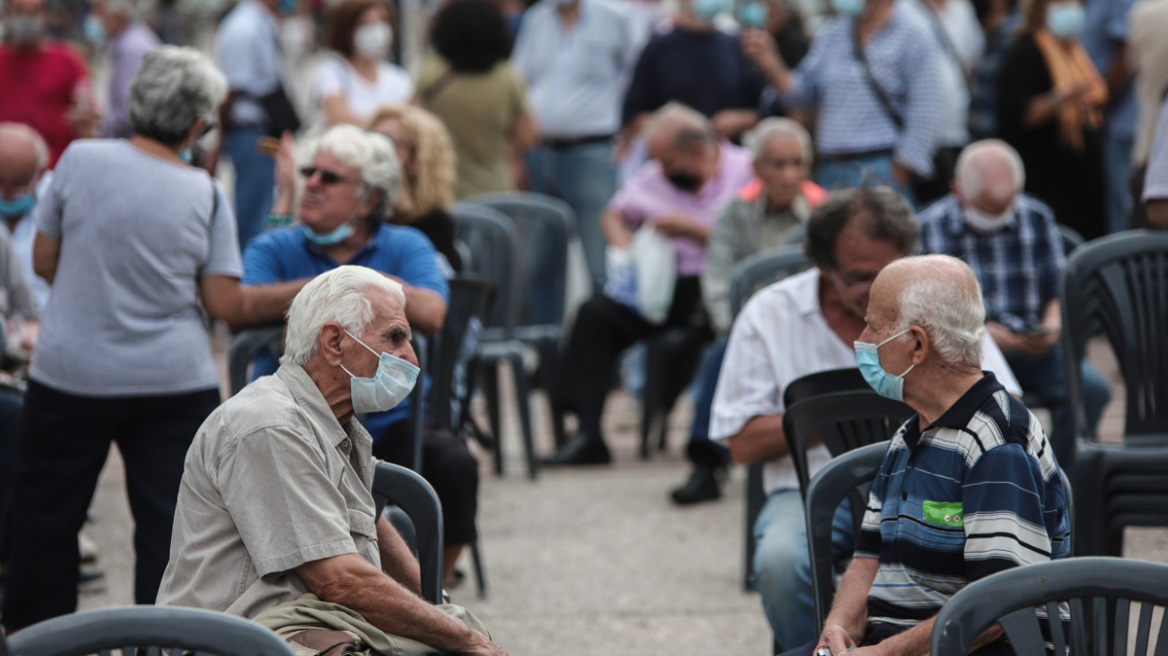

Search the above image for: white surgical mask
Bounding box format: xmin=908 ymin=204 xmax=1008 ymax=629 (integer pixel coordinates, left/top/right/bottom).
xmin=340 ymin=329 xmax=419 ymax=414
xmin=353 ymin=22 xmax=392 ymax=59
xmin=1046 ymin=2 xmax=1085 ymax=40
xmin=963 ymin=207 xmax=1014 ymax=234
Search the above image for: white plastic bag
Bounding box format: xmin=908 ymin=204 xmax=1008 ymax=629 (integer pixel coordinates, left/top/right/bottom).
xmin=603 ymin=226 xmax=677 ymax=325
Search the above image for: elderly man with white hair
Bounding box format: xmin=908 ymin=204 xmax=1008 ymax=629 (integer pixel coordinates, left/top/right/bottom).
xmin=670 ymin=117 xmax=826 ymax=505
xmin=793 ymin=254 xmax=1070 ymax=656
xmin=159 ymin=266 xmax=506 ymax=656
xmin=917 ymin=138 xmax=1110 ymax=468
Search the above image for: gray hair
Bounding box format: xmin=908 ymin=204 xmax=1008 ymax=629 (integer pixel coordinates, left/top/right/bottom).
xmin=309 ymin=124 xmax=402 ymax=226
xmin=743 ymin=117 xmax=812 ymax=166
xmin=954 ymin=139 xmax=1026 ymax=204
xmin=101 ymin=0 xmax=139 ymax=18
xmin=893 ymin=255 xmax=986 ymax=369
xmin=643 ymin=101 xmax=715 ymax=151
xmin=0 ymin=122 xmax=48 ymax=173
xmin=281 ymin=265 xmax=407 ymax=367
xmin=129 ymin=46 xmax=226 ymax=146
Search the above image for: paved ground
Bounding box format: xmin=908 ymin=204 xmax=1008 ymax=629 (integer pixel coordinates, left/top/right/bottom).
xmin=71 ymin=332 xmax=1167 ymax=656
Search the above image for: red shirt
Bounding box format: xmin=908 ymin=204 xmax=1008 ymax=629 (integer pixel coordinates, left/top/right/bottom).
xmin=0 ymin=43 xmax=91 ymax=168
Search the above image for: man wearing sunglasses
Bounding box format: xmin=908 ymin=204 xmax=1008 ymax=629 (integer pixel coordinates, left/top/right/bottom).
xmin=708 ymin=186 xmax=1021 ymax=650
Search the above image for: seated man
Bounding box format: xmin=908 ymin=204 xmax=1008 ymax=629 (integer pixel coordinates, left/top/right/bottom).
xmin=242 ymin=124 xmax=473 ymax=588
xmin=0 ymin=122 xmax=50 ymax=313
xmin=710 ymin=187 xmax=1021 ymax=649
xmin=544 ymin=102 xmax=755 ymax=466
xmin=795 ymin=254 xmax=1070 ymax=656
xmin=918 ymin=139 xmax=1110 ymax=467
xmin=158 ymin=266 xmax=507 ymax=656
xmin=671 ymin=116 xmax=824 ymax=504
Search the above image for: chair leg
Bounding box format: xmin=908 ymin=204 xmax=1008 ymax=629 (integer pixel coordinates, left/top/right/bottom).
xmin=470 ymin=539 xmax=488 ymax=599
xmin=479 ymin=362 xmax=505 ymax=476
xmin=508 ymin=352 xmax=538 ymax=481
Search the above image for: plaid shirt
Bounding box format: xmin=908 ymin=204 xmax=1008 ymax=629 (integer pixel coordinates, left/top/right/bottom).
xmin=918 ymin=193 xmax=1064 ymax=333
xmin=967 ymin=14 xmax=1019 ymax=140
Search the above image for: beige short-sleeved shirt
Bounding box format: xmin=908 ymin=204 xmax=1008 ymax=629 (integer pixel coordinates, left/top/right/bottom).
xmin=158 ymin=364 xmax=381 ymax=619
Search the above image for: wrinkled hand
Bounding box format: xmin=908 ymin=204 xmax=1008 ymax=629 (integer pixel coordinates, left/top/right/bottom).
xmin=461 ymin=636 xmax=508 ymax=656
xmin=741 ymin=27 xmax=782 ymax=74
xmin=986 ymin=321 xmax=1025 ymax=354
xmin=1016 ymin=329 xmax=1057 ymax=357
xmin=275 ymin=131 xmax=297 ymax=195
xmin=819 ymin=623 xmax=858 ymax=655
xmin=651 ymin=213 xmax=699 ymax=240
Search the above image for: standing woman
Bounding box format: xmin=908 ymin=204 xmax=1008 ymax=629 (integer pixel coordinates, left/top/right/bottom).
xmin=315 ymin=0 xmax=414 ymax=127
xmin=997 ymin=0 xmax=1107 ymax=240
xmin=2 ymin=46 xmax=306 ymax=631
xmin=369 ymin=103 xmax=462 ymax=272
xmin=415 ymin=0 xmax=538 ymax=198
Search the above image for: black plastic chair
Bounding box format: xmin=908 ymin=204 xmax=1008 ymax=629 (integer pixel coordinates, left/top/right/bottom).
xmin=931 ymin=556 xmax=1168 ymax=656
xmin=1072 ymin=441 xmax=1168 ymax=557
xmin=804 ymin=440 xmax=889 ymax=631
xmin=371 ymin=461 xmax=445 ymax=605
xmin=451 ymin=203 xmax=538 ymax=479
xmin=6 ymin=606 xmax=295 ymax=656
xmin=1059 ymin=223 xmax=1086 ymax=257
xmin=227 ymin=325 xmax=284 ymax=396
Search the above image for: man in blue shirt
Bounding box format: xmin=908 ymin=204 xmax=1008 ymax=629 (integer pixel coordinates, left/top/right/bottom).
xmin=917 ymin=139 xmax=1111 ymax=467
xmin=243 ymin=125 xmax=475 ymax=588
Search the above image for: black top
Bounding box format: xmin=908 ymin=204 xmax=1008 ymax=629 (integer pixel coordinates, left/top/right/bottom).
xmin=396 ymin=209 xmax=462 ymax=272
xmin=996 ymin=34 xmax=1104 ymax=241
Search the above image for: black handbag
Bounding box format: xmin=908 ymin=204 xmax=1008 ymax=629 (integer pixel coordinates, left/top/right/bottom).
xmin=256 ymin=84 xmax=302 ymax=137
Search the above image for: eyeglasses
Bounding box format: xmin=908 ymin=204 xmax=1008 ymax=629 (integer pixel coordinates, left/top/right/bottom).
xmin=299 ymin=166 xmax=361 ymax=186
xmin=833 ymin=267 xmax=880 ymax=290
xmin=197 ymin=121 xmax=217 ymax=139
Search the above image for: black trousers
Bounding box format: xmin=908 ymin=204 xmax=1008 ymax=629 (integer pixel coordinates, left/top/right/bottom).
xmin=2 ymin=380 xmax=220 ymax=631
xmin=553 ymin=276 xmax=710 ymax=417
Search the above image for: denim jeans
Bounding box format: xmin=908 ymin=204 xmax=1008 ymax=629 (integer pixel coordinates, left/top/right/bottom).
xmin=685 ymin=336 xmax=729 ymax=468
xmin=754 ymin=487 xmax=855 ymax=648
xmin=223 ymin=126 xmax=275 ymax=249
xmin=1104 ymin=130 xmax=1135 ymax=234
xmin=1006 ymin=347 xmax=1111 ymax=471
xmin=816 ymin=152 xmax=916 ymax=208
xmin=525 ymin=141 xmax=617 ymax=296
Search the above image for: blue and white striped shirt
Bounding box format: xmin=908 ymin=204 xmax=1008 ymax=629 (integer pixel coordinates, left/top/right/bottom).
xmin=918 ymin=193 xmax=1064 ymax=333
xmin=770 ymin=3 xmax=946 ymax=177
xmin=855 ymin=372 xmax=1071 ymax=628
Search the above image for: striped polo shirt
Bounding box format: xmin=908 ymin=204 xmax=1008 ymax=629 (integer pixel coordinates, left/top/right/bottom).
xmin=855 ymin=372 xmax=1071 ymax=629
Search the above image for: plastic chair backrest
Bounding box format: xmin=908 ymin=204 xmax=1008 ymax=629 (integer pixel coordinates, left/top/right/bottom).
xmin=452 ymin=202 xmax=518 ymax=337
xmin=1060 ymin=230 xmax=1168 ymax=441
xmin=371 ymin=461 xmax=445 ymax=604
xmin=463 ymin=192 xmax=573 ymax=329
xmin=227 ymin=325 xmax=284 ymax=396
xmin=783 ymin=391 xmax=913 ymax=500
xmin=403 ymin=334 xmax=427 ymax=472
xmin=805 ymin=440 xmax=889 ymax=630
xmin=428 ymin=275 xmax=495 ymax=432
xmin=728 ymin=245 xmax=811 ymax=320
xmin=931 ymin=556 xmax=1168 ymax=655
xmin=7 ymin=605 xmax=295 ymax=656
xmin=1072 ymin=440 xmax=1168 ymax=557
xmin=1059 ymin=224 xmax=1085 ymax=256
xmin=782 ymin=367 xmax=869 ymax=409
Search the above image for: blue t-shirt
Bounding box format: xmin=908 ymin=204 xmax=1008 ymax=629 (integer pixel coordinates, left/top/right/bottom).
xmin=242 ymin=223 xmax=449 ymax=437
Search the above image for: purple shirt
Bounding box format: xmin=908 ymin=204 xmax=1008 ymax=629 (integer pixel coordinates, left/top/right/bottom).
xmin=101 ymin=21 xmax=160 ymax=139
xmin=609 ymin=142 xmax=754 ymax=276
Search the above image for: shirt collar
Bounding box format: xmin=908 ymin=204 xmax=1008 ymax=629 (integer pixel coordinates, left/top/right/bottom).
xmin=795 ymin=268 xmax=822 ymax=317
xmin=902 ymin=371 xmax=1005 ymax=449
xmin=276 ymin=363 xmax=363 ymax=448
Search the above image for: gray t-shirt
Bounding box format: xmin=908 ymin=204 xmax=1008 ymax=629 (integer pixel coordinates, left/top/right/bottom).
xmin=32 ymin=140 xmax=243 ymax=396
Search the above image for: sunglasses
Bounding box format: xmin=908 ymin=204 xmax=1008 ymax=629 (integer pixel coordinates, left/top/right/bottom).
xmin=198 ymin=121 xmax=217 ymax=139
xmin=299 ymin=166 xmax=360 ymax=186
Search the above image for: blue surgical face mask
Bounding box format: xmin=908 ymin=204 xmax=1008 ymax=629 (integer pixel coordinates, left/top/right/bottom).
xmin=738 ymin=0 xmax=767 ymax=28
xmin=279 ymin=0 xmax=297 ymax=14
xmin=0 ymin=193 xmax=34 ymax=218
xmin=340 ymin=330 xmax=420 ymax=414
xmin=831 ymin=0 xmax=865 ymax=17
xmin=302 ymin=222 xmax=354 ymax=246
xmin=1046 ymin=2 xmax=1085 ymax=39
xmin=693 ymin=0 xmax=732 ymax=21
xmin=83 ymin=14 xmax=106 ymax=46
xmin=854 ymin=328 xmax=915 ymax=402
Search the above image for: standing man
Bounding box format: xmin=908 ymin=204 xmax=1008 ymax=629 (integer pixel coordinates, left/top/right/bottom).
xmin=89 ymin=0 xmax=161 ymax=140
xmin=512 ymin=0 xmax=645 ymax=296
xmin=795 ymin=255 xmax=1069 ymax=656
xmin=0 ymin=0 xmax=98 ymax=167
xmin=215 ymin=0 xmax=299 ymax=248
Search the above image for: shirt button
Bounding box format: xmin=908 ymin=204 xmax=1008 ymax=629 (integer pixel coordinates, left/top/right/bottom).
xmin=341 ymin=438 xmax=351 ymax=450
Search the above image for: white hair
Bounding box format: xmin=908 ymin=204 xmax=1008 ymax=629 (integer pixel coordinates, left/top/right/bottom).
xmin=129 ymin=46 xmax=227 ymax=145
xmin=954 ymin=139 xmax=1026 ymax=204
xmin=281 ymin=265 xmax=407 ymax=367
xmin=309 ymin=124 xmax=402 ymax=224
xmin=0 ymin=122 xmax=48 ymax=173
xmin=893 ymin=256 xmax=986 ymax=369
xmin=743 ymin=117 xmax=812 ymax=166
xmin=642 ymin=101 xmax=715 ymax=149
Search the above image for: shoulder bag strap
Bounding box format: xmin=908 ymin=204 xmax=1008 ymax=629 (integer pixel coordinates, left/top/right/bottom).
xmin=418 ymin=68 xmax=458 ymax=106
xmin=852 ymin=25 xmax=904 ymax=132
xmin=920 ymin=1 xmax=973 ymax=92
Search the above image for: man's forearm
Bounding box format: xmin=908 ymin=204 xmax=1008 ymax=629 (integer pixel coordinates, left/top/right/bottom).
xmin=823 ymin=556 xmax=878 ymax=643
xmin=403 ymin=287 xmax=447 ymax=337
xmin=377 ymin=516 xmax=421 ymax=596
xmin=726 ymin=414 xmax=786 ymax=464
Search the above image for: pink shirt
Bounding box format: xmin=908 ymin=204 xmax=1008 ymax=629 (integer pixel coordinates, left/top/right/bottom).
xmin=609 ymin=142 xmax=755 ymax=276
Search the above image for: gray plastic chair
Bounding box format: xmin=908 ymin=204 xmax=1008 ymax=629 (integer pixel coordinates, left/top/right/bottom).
xmin=227 ymin=325 xmax=284 ymax=396
xmin=371 ymin=461 xmax=445 ymax=605
xmin=7 ymin=605 xmax=295 ymax=656
xmin=931 ymin=556 xmax=1168 ymax=656
xmin=452 ymin=202 xmax=538 ymax=480
xmin=727 ymin=245 xmax=811 ymax=319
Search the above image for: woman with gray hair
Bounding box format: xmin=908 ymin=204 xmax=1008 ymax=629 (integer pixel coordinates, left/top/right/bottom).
xmin=2 ymin=46 xmax=308 ymax=630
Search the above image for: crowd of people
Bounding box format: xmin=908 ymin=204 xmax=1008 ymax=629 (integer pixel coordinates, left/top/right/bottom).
xmin=1 ymin=0 xmax=1167 ymax=651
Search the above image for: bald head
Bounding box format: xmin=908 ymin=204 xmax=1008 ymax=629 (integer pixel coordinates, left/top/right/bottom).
xmin=872 ymin=255 xmax=986 ymax=369
xmin=954 ymin=139 xmax=1025 ymax=213
xmin=0 ymin=123 xmax=47 ymax=203
xmin=644 ymin=103 xmax=715 ymax=158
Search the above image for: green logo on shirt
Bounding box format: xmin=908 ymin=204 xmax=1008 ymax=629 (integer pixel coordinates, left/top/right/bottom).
xmin=923 ymin=501 xmax=964 ymax=527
